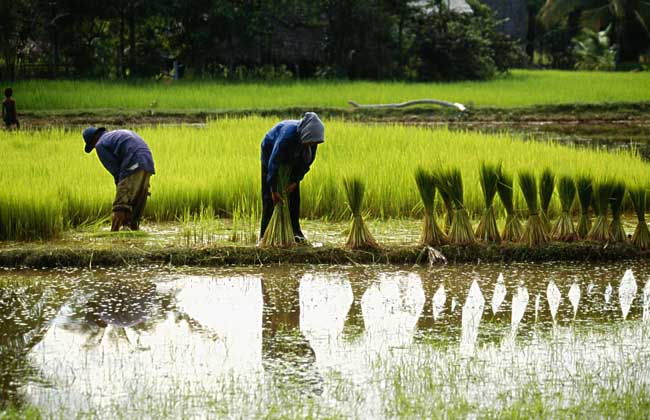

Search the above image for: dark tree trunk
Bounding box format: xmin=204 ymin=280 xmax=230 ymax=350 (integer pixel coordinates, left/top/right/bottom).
xmin=525 ymin=5 xmax=536 ymax=61
xmin=117 ymin=8 xmax=125 ymax=78
xmin=128 ymin=2 xmax=136 ymax=77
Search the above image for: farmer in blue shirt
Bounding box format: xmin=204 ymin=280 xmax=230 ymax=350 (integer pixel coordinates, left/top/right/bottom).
xmin=83 ymin=127 xmax=155 ymax=231
xmin=260 ymin=112 xmax=325 ymax=242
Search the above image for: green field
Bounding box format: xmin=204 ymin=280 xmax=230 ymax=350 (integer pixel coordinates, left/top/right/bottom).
xmin=0 ymin=117 xmax=647 ymax=240
xmin=6 ymin=70 xmax=650 ymax=112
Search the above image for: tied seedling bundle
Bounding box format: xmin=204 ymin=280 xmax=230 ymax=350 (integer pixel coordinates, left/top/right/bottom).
xmin=539 ymin=168 xmax=555 ymax=234
xmin=260 ymin=166 xmax=294 ymax=247
xmin=629 ymin=186 xmax=650 ymax=250
xmin=343 ymin=177 xmax=378 ymax=249
xmin=437 ymin=182 xmax=454 ymax=233
xmin=414 ymin=168 xmax=447 ymax=246
xmin=576 ymin=175 xmax=593 ymax=239
xmin=608 ymin=181 xmax=627 ymax=242
xmin=551 ymin=176 xmax=577 ymax=241
xmin=475 ymin=162 xmax=501 ymax=243
xmin=587 ymin=180 xmax=614 ymax=242
xmin=437 ymin=167 xmax=475 ymax=245
xmin=519 ymin=171 xmax=548 ymax=246
xmin=497 ymin=166 xmax=523 ymax=242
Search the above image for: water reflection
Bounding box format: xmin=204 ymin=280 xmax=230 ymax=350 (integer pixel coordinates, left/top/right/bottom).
xmin=1 ymin=262 xmax=650 ymax=416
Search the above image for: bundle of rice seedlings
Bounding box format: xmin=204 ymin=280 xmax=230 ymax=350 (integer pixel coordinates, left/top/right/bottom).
xmin=436 ymin=178 xmax=454 ymax=233
xmin=414 ymin=168 xmax=447 ymax=246
xmin=343 ymin=177 xmax=378 ymax=249
xmin=496 ymin=166 xmax=523 ymax=242
xmin=587 ymin=180 xmax=614 ymax=242
xmin=539 ymin=168 xmax=555 ymax=234
xmin=475 ymin=162 xmax=501 ymax=243
xmin=608 ymin=181 xmax=627 ymax=242
xmin=629 ymin=186 xmax=650 ymax=250
xmin=437 ymin=167 xmax=475 ymax=245
xmin=260 ymin=166 xmax=294 ymax=248
xmin=575 ymin=175 xmax=593 ymax=239
xmin=551 ymin=176 xmax=577 ymax=241
xmin=519 ymin=171 xmax=548 ymax=246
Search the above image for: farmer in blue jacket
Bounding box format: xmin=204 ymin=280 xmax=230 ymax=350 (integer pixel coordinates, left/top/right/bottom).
xmin=260 ymin=112 xmax=325 ymax=242
xmin=82 ymin=127 xmax=155 ymax=231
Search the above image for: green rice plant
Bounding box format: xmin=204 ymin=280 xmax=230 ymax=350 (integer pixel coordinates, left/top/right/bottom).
xmin=576 ymin=175 xmax=593 ymax=239
xmin=519 ymin=171 xmax=548 ymax=246
xmin=475 ymin=162 xmax=501 ymax=243
xmin=496 ymin=166 xmax=523 ymax=242
xmin=629 ymin=186 xmax=650 ymax=250
xmin=260 ymin=167 xmax=294 ymax=248
xmin=587 ymin=180 xmax=614 ymax=242
xmin=436 ymin=181 xmax=454 ymax=233
xmin=551 ymin=176 xmax=577 ymax=241
xmin=343 ymin=177 xmax=378 ymax=249
xmin=11 ymin=70 xmax=650 ymax=111
xmin=608 ymin=181 xmax=627 ymax=242
xmin=437 ymin=167 xmax=475 ymax=245
xmin=539 ymin=168 xmax=555 ymax=234
xmin=414 ymin=168 xmax=447 ymax=246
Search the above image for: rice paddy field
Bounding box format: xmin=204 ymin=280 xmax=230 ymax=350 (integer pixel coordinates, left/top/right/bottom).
xmin=0 ymin=117 xmax=648 ymax=241
xmin=8 ymin=70 xmax=650 ymax=112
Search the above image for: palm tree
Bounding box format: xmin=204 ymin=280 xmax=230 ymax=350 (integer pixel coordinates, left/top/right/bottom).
xmin=539 ymin=0 xmax=650 ymax=63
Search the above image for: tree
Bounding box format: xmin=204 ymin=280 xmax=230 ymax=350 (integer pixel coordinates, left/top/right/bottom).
xmin=539 ymin=0 xmax=650 ymax=63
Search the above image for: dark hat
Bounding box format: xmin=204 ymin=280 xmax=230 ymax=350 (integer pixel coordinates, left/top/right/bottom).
xmin=83 ymin=127 xmax=106 ymax=153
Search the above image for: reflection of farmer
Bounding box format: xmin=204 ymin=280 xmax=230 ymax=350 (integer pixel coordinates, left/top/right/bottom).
xmin=260 ymin=112 xmax=325 ymax=242
xmin=83 ymin=127 xmax=155 ymax=231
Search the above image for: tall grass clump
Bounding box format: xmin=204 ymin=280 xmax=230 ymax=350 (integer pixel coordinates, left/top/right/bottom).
xmin=343 ymin=177 xmax=378 ymax=249
xmin=475 ymin=162 xmax=501 ymax=243
xmin=576 ymin=175 xmax=593 ymax=239
xmin=539 ymin=168 xmax=555 ymax=234
xmin=551 ymin=176 xmax=577 ymax=241
xmin=588 ymin=180 xmax=614 ymax=242
xmin=608 ymin=181 xmax=627 ymax=242
xmin=437 ymin=167 xmax=475 ymax=245
xmin=260 ymin=167 xmax=293 ymax=248
xmin=519 ymin=171 xmax=548 ymax=246
xmin=496 ymin=166 xmax=522 ymax=242
xmin=629 ymin=186 xmax=650 ymax=250
xmin=414 ymin=168 xmax=447 ymax=246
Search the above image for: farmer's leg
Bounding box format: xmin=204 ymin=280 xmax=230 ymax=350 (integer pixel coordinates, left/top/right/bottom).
xmin=260 ymin=168 xmax=274 ymax=239
xmin=289 ymin=182 xmax=304 ymax=240
xmin=129 ymin=172 xmax=151 ymax=230
xmin=112 ymin=172 xmax=140 ymax=231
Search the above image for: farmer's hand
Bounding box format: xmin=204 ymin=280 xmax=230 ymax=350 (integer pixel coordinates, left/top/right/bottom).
xmin=271 ymin=192 xmax=284 ymax=205
xmin=285 ymin=182 xmax=298 ymax=194
xmin=111 ymin=210 xmax=128 ymax=231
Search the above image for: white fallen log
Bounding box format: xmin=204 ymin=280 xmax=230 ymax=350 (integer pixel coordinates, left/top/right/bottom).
xmin=348 ymin=99 xmax=466 ymax=112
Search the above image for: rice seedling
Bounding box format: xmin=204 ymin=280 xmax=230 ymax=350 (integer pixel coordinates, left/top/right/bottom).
xmin=437 ymin=167 xmax=475 ymax=245
xmin=587 ymin=180 xmax=614 ymax=242
xmin=608 ymin=182 xmax=627 ymax=242
xmin=1 ymin=118 xmax=649 ymax=241
xmin=575 ymin=175 xmax=593 ymax=239
xmin=475 ymin=162 xmax=501 ymax=243
xmin=519 ymin=171 xmax=548 ymax=246
xmin=260 ymin=167 xmax=294 ymax=248
xmin=343 ymin=177 xmax=378 ymax=249
xmin=414 ymin=168 xmax=447 ymax=246
xmin=437 ymin=184 xmax=454 ymax=234
xmin=496 ymin=166 xmax=523 ymax=242
xmin=539 ymin=168 xmax=555 ymax=234
xmin=551 ymin=176 xmax=577 ymax=241
xmin=629 ymin=186 xmax=650 ymax=250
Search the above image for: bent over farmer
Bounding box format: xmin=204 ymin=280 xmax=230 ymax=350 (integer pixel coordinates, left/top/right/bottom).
xmin=83 ymin=127 xmax=155 ymax=231
xmin=260 ymin=112 xmax=325 ymax=242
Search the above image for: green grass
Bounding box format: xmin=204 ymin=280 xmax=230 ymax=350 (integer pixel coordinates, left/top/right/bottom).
xmin=1 ymin=117 xmax=649 ymax=240
xmin=6 ymin=70 xmax=650 ymax=111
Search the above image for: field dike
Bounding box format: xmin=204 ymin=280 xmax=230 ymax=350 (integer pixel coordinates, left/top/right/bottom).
xmin=0 ymin=241 xmax=647 ymax=268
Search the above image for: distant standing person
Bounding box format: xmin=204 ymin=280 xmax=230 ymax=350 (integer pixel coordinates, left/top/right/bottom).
xmin=82 ymin=127 xmax=155 ymax=231
xmin=2 ymin=87 xmax=19 ymax=130
xmin=260 ymin=112 xmax=325 ymax=242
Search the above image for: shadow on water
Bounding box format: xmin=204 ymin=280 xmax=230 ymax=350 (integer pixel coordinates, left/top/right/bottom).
xmin=1 ymin=261 xmax=650 ymax=415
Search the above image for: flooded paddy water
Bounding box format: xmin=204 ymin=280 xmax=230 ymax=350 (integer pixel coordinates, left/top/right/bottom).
xmin=2 ymin=261 xmax=650 ymax=418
